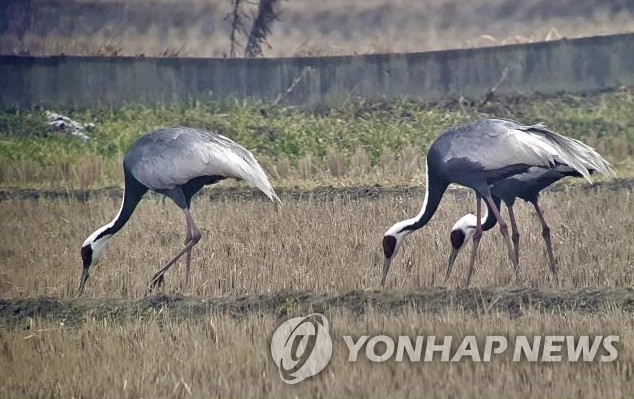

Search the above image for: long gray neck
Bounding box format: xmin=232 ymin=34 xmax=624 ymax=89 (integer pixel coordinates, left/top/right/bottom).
xmin=401 ymin=162 xmax=448 ymax=232
xmin=87 ymin=171 xmax=147 ymax=243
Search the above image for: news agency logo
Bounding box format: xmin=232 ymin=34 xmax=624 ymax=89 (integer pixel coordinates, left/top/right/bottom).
xmin=270 ymin=313 xmax=620 ymax=384
xmin=270 ymin=313 xmax=333 ymax=384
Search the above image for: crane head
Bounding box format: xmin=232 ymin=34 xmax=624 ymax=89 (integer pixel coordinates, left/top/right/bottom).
xmin=77 ymin=231 xmax=111 ymax=296
xmin=445 ymin=214 xmax=477 ymax=283
xmin=381 ymin=220 xmax=415 ymax=286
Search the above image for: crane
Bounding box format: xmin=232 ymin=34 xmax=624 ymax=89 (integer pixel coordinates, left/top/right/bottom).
xmin=78 ymin=127 xmax=281 ymax=295
xmin=446 ymin=162 xmax=613 ymax=287
xmin=381 ymin=118 xmax=613 ymax=286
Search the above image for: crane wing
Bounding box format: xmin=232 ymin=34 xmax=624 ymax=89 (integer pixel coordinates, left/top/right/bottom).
xmin=524 ymin=123 xmax=615 ymax=180
xmin=444 ymin=119 xmax=614 ymax=184
xmin=126 ymin=127 xmax=281 ymax=203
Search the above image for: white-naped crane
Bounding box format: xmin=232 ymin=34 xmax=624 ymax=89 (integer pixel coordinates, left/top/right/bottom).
xmin=381 ymin=118 xmax=614 ymax=286
xmin=78 ymin=127 xmax=281 ymax=296
xmin=446 ymin=162 xmax=613 ymax=287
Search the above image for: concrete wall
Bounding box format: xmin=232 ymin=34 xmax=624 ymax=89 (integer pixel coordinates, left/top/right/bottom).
xmin=2 ymin=32 xmax=634 ymax=110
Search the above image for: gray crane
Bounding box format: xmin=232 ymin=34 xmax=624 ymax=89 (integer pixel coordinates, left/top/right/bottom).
xmin=78 ymin=127 xmax=281 ymax=295
xmin=446 ymin=162 xmax=613 ymax=287
xmin=381 ymin=118 xmax=613 ymax=286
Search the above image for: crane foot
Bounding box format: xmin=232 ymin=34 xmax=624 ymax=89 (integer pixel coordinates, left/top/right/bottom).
xmin=146 ymin=273 xmax=165 ymax=294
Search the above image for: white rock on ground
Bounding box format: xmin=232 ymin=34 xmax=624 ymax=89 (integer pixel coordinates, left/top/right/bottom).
xmin=45 ymin=111 xmax=95 ymax=143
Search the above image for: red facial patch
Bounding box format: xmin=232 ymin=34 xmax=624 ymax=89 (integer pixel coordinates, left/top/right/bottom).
xmin=81 ymin=245 xmax=93 ymax=268
xmin=382 ymin=235 xmax=397 ymax=259
xmin=449 ymin=229 xmax=466 ymax=249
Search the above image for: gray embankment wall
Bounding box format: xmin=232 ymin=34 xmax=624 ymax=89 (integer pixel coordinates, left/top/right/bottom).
xmin=1 ymin=32 xmax=634 ymax=110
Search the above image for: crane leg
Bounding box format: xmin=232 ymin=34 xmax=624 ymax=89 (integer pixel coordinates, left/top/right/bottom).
xmin=507 ymin=205 xmax=520 ymax=262
xmin=483 ymin=195 xmax=519 ymax=277
xmin=148 ymin=209 xmax=201 ymax=291
xmin=183 ymin=211 xmax=201 ymax=288
xmin=183 ymin=224 xmax=192 ymax=286
xmin=532 ymin=200 xmax=558 ymax=283
xmin=465 ymin=193 xmax=483 ymax=287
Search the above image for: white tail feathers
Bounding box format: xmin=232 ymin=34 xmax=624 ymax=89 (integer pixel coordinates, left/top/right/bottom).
xmin=230 ymin=152 xmax=282 ymax=204
xmin=527 ymin=123 xmax=615 ymax=183
xmin=198 ymin=130 xmax=282 ymax=204
xmin=246 ymin=165 xmax=282 ymax=204
xmin=235 ymin=152 xmax=282 ymax=204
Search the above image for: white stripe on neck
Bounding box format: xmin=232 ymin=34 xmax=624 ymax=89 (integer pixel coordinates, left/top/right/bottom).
xmin=414 ymin=158 xmax=431 ymax=220
xmin=454 ymin=198 xmax=489 ymax=231
xmin=82 ymin=189 xmax=126 ymax=246
xmin=385 ymin=159 xmax=430 ymax=236
xmin=478 ymin=198 xmax=489 ymax=226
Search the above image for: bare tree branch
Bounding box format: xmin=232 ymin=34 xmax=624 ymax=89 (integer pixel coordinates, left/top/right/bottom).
xmin=271 ymin=67 xmax=313 ymax=106
xmin=244 ymin=0 xmax=281 ymax=58
xmin=226 ymin=0 xmax=246 ymax=57
xmin=479 ymin=66 xmax=510 ymax=107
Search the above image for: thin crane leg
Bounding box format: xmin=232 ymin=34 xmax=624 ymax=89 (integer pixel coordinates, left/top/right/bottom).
xmin=532 ymin=200 xmax=558 ymax=282
xmin=148 ymin=209 xmax=201 ymax=290
xmin=465 ymin=193 xmax=483 ymax=287
xmin=507 ymin=205 xmax=520 ymax=263
xmin=483 ymin=195 xmax=519 ymax=277
xmin=183 ymin=222 xmax=193 ymax=286
xmin=183 ymin=211 xmax=201 ymax=288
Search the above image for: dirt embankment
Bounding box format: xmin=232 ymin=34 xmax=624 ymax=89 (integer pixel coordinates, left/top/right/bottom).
xmin=1 ymin=178 xmax=633 ymax=204
xmin=2 ymin=287 xmax=634 ymax=328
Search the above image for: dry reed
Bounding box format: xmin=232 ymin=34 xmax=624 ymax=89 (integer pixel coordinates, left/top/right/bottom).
xmin=0 ymin=187 xmax=632 ymax=299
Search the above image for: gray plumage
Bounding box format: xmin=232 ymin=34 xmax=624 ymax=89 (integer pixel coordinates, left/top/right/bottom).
xmin=382 ymin=118 xmax=615 ymax=287
xmin=78 ymin=127 xmax=280 ymax=295
xmin=444 ymin=126 xmax=614 ymax=286
xmin=491 ymin=165 xmax=584 ymax=205
xmin=432 ymin=119 xmax=612 ymax=188
xmin=125 ymin=127 xmax=280 ymax=202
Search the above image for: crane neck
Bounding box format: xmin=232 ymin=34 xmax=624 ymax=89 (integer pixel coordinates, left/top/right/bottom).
xmin=482 ymin=196 xmax=501 ymax=231
xmin=85 ymin=173 xmax=147 ymax=245
xmin=401 ymin=163 xmax=448 ymax=233
xmin=105 ymin=187 xmax=143 ymax=237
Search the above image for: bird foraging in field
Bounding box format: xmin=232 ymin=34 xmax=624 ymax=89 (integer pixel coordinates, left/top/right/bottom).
xmin=78 ymin=127 xmax=281 ymax=295
xmin=381 ymin=118 xmax=614 ymax=286
xmin=446 ymin=161 xmax=613 ymax=286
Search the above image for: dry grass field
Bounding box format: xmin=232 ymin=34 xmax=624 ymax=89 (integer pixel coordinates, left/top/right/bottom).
xmin=3 ymin=1 xmax=634 ymax=395
xmin=1 ymin=184 xmax=634 ymax=397
xmin=1 ymin=186 xmax=633 ymax=299
xmin=0 ymin=305 xmax=633 ymax=397
xmin=2 ymin=0 xmax=634 ymax=57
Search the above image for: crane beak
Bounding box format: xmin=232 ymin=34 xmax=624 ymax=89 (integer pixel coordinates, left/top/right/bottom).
xmin=445 ymin=248 xmax=459 ymax=285
xmin=381 ymin=257 xmax=393 ymax=286
xmin=76 ymin=268 xmax=90 ymax=297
